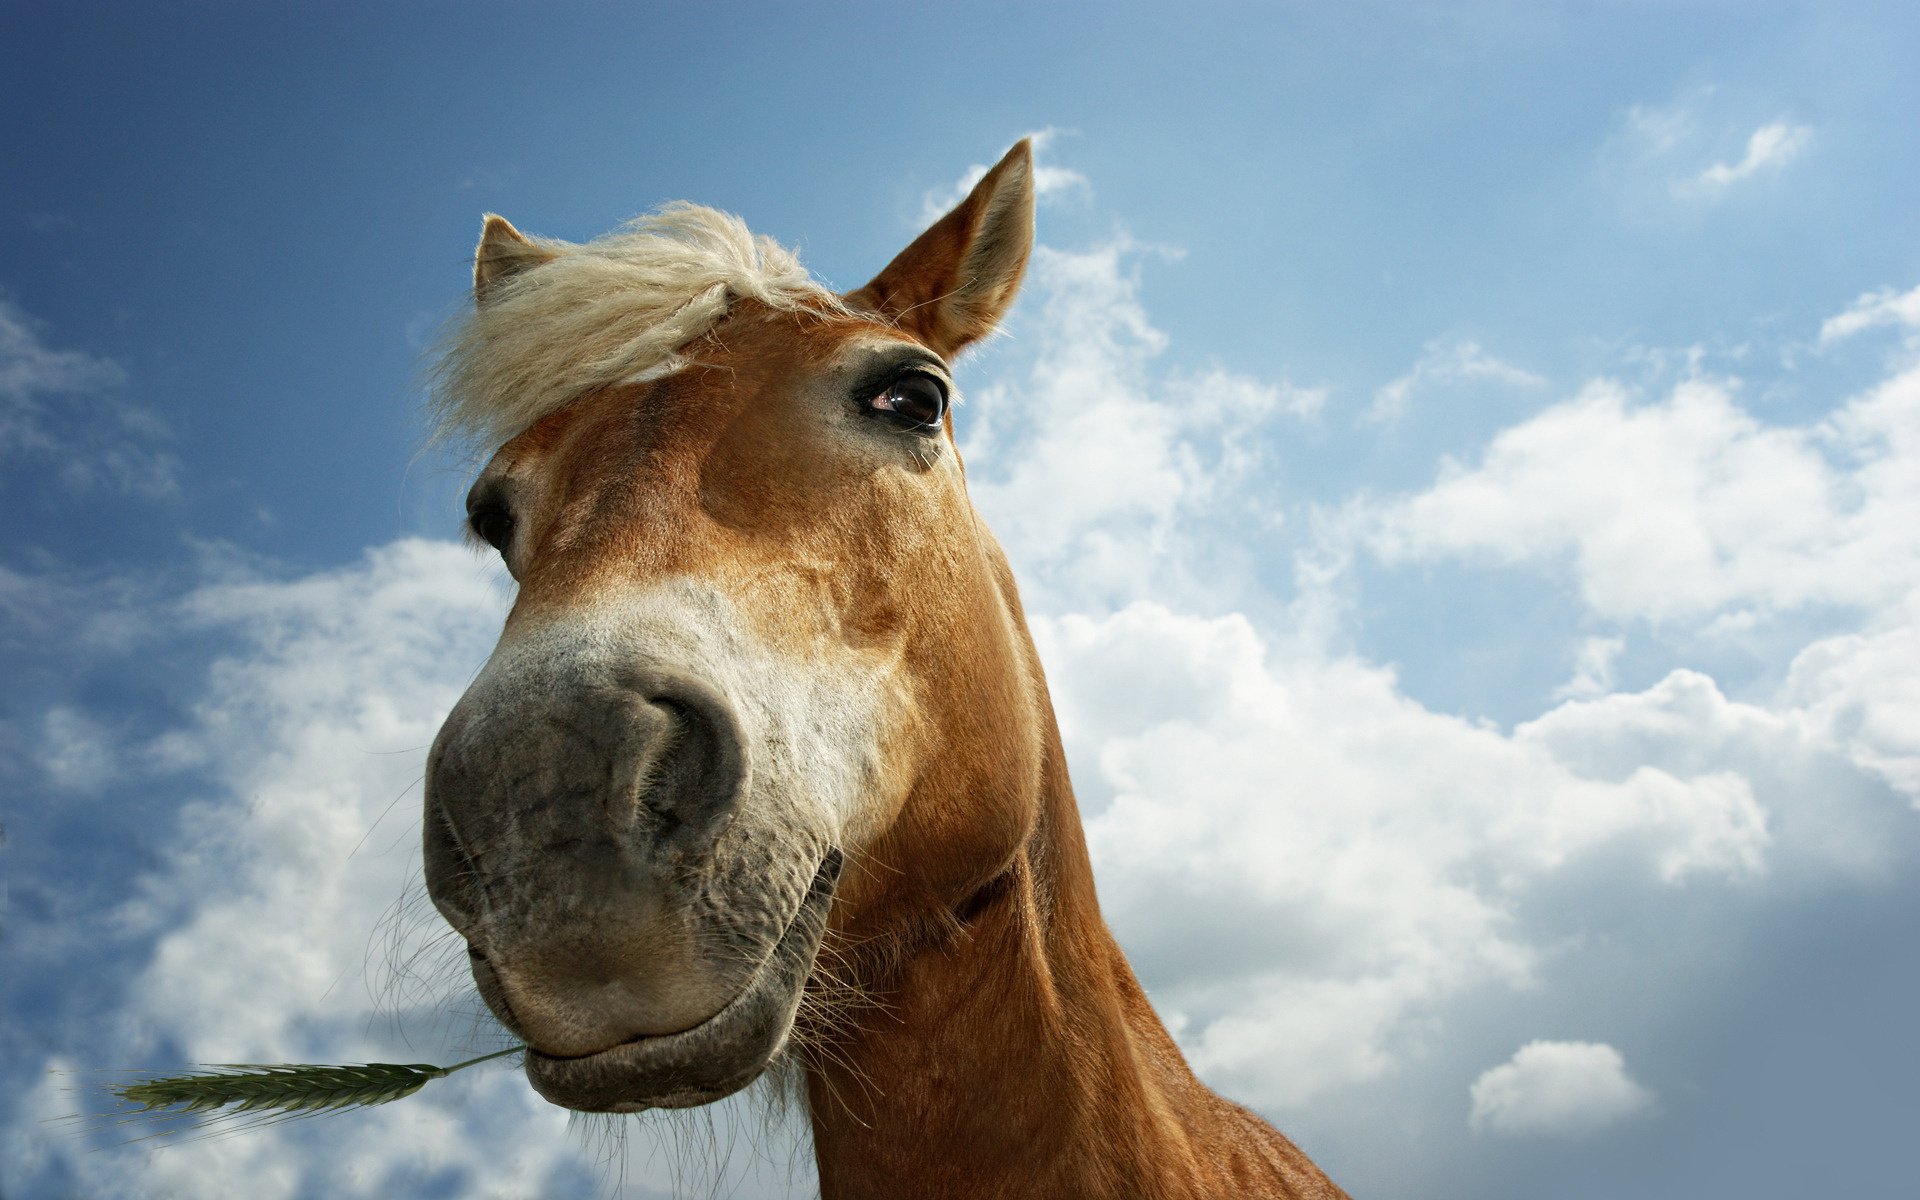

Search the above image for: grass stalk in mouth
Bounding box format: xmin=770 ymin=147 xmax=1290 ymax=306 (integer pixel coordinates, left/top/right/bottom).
xmin=108 ymin=1045 xmax=524 ymax=1123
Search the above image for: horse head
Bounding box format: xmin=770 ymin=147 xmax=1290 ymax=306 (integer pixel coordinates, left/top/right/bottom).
xmin=424 ymin=143 xmax=1043 ymax=1112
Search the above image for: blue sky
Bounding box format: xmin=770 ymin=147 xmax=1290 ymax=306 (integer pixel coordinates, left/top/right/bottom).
xmin=4 ymin=3 xmax=1919 ymax=1197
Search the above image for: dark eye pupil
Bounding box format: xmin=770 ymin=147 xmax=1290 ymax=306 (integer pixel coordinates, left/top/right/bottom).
xmin=885 ymin=375 xmax=945 ymax=427
xmin=471 ymin=508 xmax=514 ymax=551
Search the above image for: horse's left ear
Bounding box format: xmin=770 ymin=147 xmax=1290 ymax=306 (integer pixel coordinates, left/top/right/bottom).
xmin=848 ymin=140 xmax=1035 ymax=358
xmin=473 ymin=214 xmax=561 ymax=303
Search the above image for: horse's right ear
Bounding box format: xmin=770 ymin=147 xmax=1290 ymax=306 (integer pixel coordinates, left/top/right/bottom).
xmin=473 ymin=214 xmax=559 ymax=303
xmin=848 ymin=140 xmax=1036 ymax=358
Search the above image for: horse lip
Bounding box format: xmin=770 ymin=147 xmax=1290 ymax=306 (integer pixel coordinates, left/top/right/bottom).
xmin=521 ymin=849 xmax=842 ymax=1112
xmin=530 ymin=1020 xmax=706 ymax=1062
xmin=524 ymin=972 xmax=759 ymax=1063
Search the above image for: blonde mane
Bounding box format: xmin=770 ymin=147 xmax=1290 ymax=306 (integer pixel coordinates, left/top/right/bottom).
xmin=430 ymin=202 xmax=853 ymax=449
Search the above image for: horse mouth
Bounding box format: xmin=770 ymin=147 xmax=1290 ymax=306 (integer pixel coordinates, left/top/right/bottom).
xmin=521 ymin=850 xmax=842 ymax=1112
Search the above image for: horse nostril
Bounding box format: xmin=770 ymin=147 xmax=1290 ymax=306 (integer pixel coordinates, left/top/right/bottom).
xmin=631 ymin=686 xmax=747 ymax=848
xmin=427 ymin=663 xmax=751 ymax=943
xmin=638 ymin=699 xmax=690 ymax=820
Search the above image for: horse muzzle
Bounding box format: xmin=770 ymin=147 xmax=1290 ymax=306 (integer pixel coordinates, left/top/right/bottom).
xmin=517 ymin=851 xmax=840 ymax=1111
xmin=423 ymin=630 xmax=840 ymax=1108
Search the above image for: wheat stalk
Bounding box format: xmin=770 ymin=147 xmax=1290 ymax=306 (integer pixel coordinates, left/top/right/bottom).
xmin=109 ymin=1046 xmax=523 ymax=1122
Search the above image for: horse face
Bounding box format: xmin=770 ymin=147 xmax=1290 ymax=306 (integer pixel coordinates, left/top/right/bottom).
xmin=425 ymin=145 xmax=1037 ymax=1112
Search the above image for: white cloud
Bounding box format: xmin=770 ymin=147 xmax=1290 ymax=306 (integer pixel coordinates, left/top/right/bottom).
xmin=1469 ymin=1041 xmax=1655 ymax=1137
xmin=1038 ymin=604 xmax=1774 ymax=1110
xmin=1607 ymin=96 xmax=1812 ymax=204
xmin=1370 ymin=338 xmax=1543 ymax=425
xmin=1370 ymin=366 xmax=1920 ymax=625
xmin=919 ymin=127 xmax=1090 ymax=224
xmin=1685 ymin=121 xmax=1812 ymax=195
xmin=1781 ymin=589 xmax=1920 ymax=805
xmin=964 ymin=239 xmax=1181 ymax=559
xmin=1179 ymin=366 xmax=1326 ymax=422
xmin=127 ymin=541 xmax=507 ymax=1052
xmin=0 ymin=300 xmax=124 ymax=400
xmin=929 ymin=244 xmax=1920 ymax=1173
xmin=962 ymin=235 xmax=1309 ymax=610
xmin=1554 ymin=635 xmax=1626 ymax=700
xmin=1518 ymin=666 xmax=1908 ymax=873
xmin=959 ymin=233 xmax=1917 ymax=1122
xmin=1362 ymin=297 xmax=1920 ymax=823
xmin=1820 ymin=282 xmax=1920 ymax=347
xmin=0 ymin=297 xmax=177 ymax=497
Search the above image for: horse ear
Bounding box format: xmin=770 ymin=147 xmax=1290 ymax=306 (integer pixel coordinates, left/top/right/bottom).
xmin=848 ymin=140 xmax=1036 ymax=357
xmin=473 ymin=214 xmax=559 ymax=303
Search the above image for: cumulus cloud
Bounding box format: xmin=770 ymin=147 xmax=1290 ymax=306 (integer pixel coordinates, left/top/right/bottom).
xmin=1780 ymin=591 xmax=1920 ymax=805
xmin=1360 ymin=290 xmax=1920 ymax=822
xmin=1370 ymin=339 xmax=1544 ymax=425
xmin=962 ymin=235 xmax=1317 ymax=609
xmin=0 ymin=297 xmax=177 ymax=497
xmin=954 ymin=211 xmax=1918 ymax=1124
xmin=953 ymin=222 xmax=1920 ymax=1140
xmin=1518 ymin=667 xmax=1908 ymax=872
xmin=1369 ymin=368 xmax=1920 ymax=625
xmin=1037 ymin=604 xmax=1775 ymax=1109
xmin=1468 ymin=1041 xmax=1655 ymax=1137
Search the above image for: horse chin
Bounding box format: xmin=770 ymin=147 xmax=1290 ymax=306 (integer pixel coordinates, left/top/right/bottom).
xmin=521 ymin=850 xmax=841 ymax=1113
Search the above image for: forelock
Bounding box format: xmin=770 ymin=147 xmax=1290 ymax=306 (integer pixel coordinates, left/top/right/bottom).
xmin=430 ymin=202 xmax=854 ymax=450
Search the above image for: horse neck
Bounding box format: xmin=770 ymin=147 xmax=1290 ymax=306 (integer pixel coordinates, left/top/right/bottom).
xmin=802 ymin=695 xmax=1297 ymax=1199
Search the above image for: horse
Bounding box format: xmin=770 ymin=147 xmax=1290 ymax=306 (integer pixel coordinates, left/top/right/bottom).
xmin=423 ymin=140 xmax=1350 ymax=1199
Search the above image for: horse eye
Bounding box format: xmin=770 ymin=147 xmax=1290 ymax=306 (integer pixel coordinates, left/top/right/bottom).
xmin=468 ymin=506 xmax=515 ymax=553
xmin=867 ymin=373 xmax=948 ymax=430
